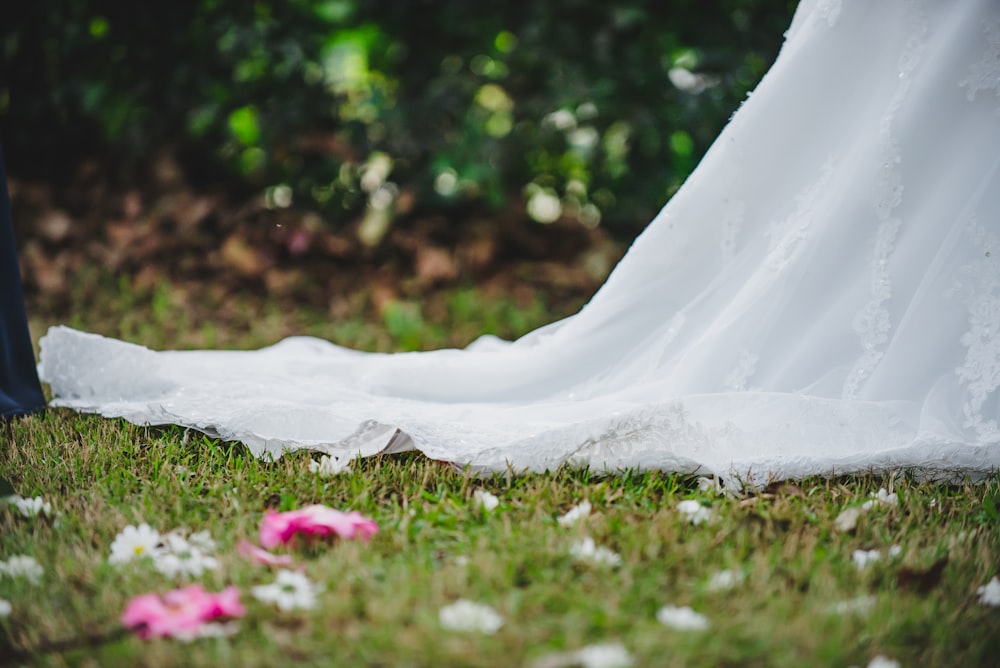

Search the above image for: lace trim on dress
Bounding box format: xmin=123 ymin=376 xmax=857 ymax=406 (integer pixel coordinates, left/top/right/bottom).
xmin=843 ymin=0 xmax=929 ymax=399
xmin=953 ymin=216 xmax=1000 ymax=441
xmin=765 ymin=155 xmax=837 ymax=273
xmin=959 ymin=18 xmax=1000 ymax=114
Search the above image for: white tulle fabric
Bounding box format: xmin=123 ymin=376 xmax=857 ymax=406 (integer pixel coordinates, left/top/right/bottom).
xmin=39 ymin=0 xmax=1000 ymax=481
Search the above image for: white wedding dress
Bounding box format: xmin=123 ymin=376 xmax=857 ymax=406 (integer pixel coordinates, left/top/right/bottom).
xmin=39 ymin=0 xmax=1000 ymax=481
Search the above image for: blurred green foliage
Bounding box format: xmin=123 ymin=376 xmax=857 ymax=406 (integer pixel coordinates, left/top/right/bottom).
xmin=0 ymin=0 xmax=794 ymax=237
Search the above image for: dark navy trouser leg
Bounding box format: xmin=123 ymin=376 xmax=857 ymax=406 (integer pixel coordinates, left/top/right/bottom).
xmin=0 ymin=141 xmax=45 ymax=418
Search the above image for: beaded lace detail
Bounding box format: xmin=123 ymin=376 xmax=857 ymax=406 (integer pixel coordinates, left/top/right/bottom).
xmin=960 ymin=18 xmax=1000 ymax=114
xmin=953 ymin=217 xmax=1000 ymax=441
xmin=843 ymin=0 xmax=928 ymax=399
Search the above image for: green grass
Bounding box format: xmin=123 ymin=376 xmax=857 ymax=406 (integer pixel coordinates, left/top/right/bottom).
xmin=5 ymin=285 xmax=1000 ymax=667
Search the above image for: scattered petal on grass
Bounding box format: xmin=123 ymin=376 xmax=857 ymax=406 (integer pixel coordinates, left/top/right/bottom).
xmin=866 ymin=656 xmax=900 ymax=668
xmin=656 ymin=605 xmax=710 ymax=631
xmin=574 ymin=643 xmax=634 ymax=668
xmin=0 ymin=599 xmax=11 ymax=617
xmin=570 ymin=537 xmax=622 ymax=567
xmin=0 ymin=555 xmax=44 ymax=584
xmin=862 ymin=488 xmax=899 ymax=510
xmin=835 ymin=507 xmax=863 ymax=532
xmin=121 ymin=585 xmax=245 ymax=641
xmin=109 ymin=524 xmax=163 ymax=565
xmin=438 ymin=599 xmax=504 ymax=634
xmin=852 ymin=549 xmax=882 ymax=570
xmin=827 ymin=595 xmax=877 ymax=615
xmin=259 ymin=505 xmax=378 ymax=548
xmin=474 ymin=490 xmax=500 ymax=512
xmin=532 ymin=642 xmax=634 ymax=668
xmin=977 ymin=576 xmax=1000 ymax=607
xmin=309 ymin=455 xmax=351 ymax=477
xmin=154 ymin=532 xmax=220 ymax=579
xmin=706 ymin=569 xmax=744 ymax=592
xmin=237 ymin=540 xmax=294 ymax=567
xmin=4 ymin=495 xmax=52 ymax=518
xmin=676 ymin=500 xmax=713 ymax=525
xmin=251 ymin=570 xmax=322 ymax=611
xmin=557 ymin=501 xmax=592 ymax=527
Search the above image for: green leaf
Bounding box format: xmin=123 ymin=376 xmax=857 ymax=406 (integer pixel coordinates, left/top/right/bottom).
xmin=228 ymin=106 xmax=260 ymax=146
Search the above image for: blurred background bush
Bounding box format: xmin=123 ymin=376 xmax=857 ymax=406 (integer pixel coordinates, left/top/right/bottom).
xmin=1 ymin=0 xmax=793 ymax=235
xmin=1 ymin=0 xmax=794 ymax=347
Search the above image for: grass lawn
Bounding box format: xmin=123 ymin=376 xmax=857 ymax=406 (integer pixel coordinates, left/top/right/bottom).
xmin=3 ymin=286 xmax=999 ymax=666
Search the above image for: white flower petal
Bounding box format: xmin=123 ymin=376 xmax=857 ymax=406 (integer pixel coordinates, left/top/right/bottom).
xmin=706 ymin=569 xmax=744 ymax=592
xmin=852 ymin=549 xmax=882 ymax=570
xmin=557 ymin=501 xmax=592 ymax=527
xmin=252 ymin=570 xmax=322 ymax=611
xmin=677 ymin=500 xmax=713 ymax=525
xmin=309 ymin=455 xmax=351 ymax=477
xmin=108 ymin=523 xmax=163 ymax=565
xmin=866 ymin=656 xmax=900 ymax=668
xmin=0 ymin=599 xmax=10 ymax=617
xmin=827 ymin=595 xmax=877 ymax=615
xmin=6 ymin=495 xmax=52 ymax=518
xmin=0 ymin=555 xmax=44 ymax=584
xmin=570 ymin=537 xmax=622 ymax=567
xmin=438 ymin=599 xmax=504 ymax=634
xmin=977 ymin=576 xmax=1000 ymax=607
xmin=474 ymin=490 xmax=500 ymax=512
xmin=574 ymin=642 xmax=634 ymax=668
xmin=656 ymin=605 xmax=710 ymax=631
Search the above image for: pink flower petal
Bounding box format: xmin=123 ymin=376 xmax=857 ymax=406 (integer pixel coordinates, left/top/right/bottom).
xmin=259 ymin=505 xmax=378 ymax=547
xmin=122 ymin=585 xmax=245 ymax=640
xmin=237 ymin=540 xmax=294 ymax=567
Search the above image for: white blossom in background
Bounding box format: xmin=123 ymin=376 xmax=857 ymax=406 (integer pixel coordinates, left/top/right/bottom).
xmin=109 ymin=524 xmax=163 ymax=565
xmin=474 ymin=489 xmax=500 ymax=512
xmin=557 ymin=501 xmax=592 ymax=527
xmin=852 ymin=549 xmax=882 ymax=570
xmin=888 ymin=545 xmax=902 ymax=558
xmin=309 ymin=455 xmax=351 ymax=477
xmin=526 ymin=189 xmax=562 ymax=224
xmin=677 ymin=500 xmax=713 ymax=525
xmin=0 ymin=599 xmax=10 ymax=617
xmin=862 ymin=488 xmax=898 ymax=510
xmin=667 ymin=67 xmax=718 ymax=94
xmin=656 ymin=605 xmax=710 ymax=631
xmin=0 ymin=555 xmax=44 ymax=584
xmin=570 ymin=537 xmax=622 ymax=568
xmin=438 ymin=599 xmax=504 ymax=634
xmin=252 ymin=570 xmax=322 ymax=611
xmin=4 ymin=495 xmax=52 ymax=518
xmin=542 ymin=109 xmax=576 ymax=131
xmin=977 ymin=576 xmax=1000 ymax=607
xmin=706 ymin=569 xmax=744 ymax=592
